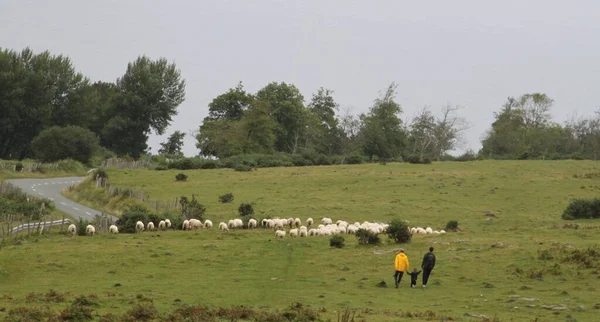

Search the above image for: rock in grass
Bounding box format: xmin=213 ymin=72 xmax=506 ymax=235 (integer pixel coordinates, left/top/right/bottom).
xmin=376 ymin=280 xmax=387 ymax=288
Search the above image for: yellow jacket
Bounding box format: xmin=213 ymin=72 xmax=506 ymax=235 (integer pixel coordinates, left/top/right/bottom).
xmin=394 ymin=253 xmax=409 ymax=272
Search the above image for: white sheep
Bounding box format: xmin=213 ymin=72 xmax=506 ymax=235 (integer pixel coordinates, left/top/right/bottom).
xmin=432 ymin=230 xmax=441 ymax=235
xmin=287 ymin=218 xmax=294 ymax=227
xmin=234 ymin=218 xmax=243 ymax=228
xmin=440 ymin=230 xmax=446 ymax=234
xmin=261 ymin=218 xmax=268 ymax=227
xmin=204 ymin=220 xmax=213 ymax=228
xmin=248 ymin=218 xmax=257 ymax=229
xmin=293 ymin=218 xmax=301 ymax=228
xmin=147 ymin=222 xmax=155 ymax=231
xmin=410 ymin=227 xmax=417 ymax=235
xmin=189 ymin=219 xmax=203 ymax=230
xmin=299 ymin=229 xmax=307 ymax=237
xmin=219 ymin=222 xmax=229 ymax=231
xmin=321 ymin=217 xmax=333 ymax=225
xmin=308 ymin=228 xmax=317 ymax=236
xmin=306 ymin=217 xmax=313 ymax=227
xmin=109 ymin=225 xmax=119 ymax=234
xmin=275 ymin=230 xmax=286 ymax=239
xmin=158 ymin=220 xmax=166 ymax=230
xmin=135 ymin=221 xmax=145 ymax=233
xmin=182 ymin=220 xmax=190 ymax=230
xmin=86 ymin=225 xmax=95 ymax=236
xmin=289 ymin=228 xmax=299 ymax=237
xmin=165 ymin=219 xmax=172 ymax=228
xmin=425 ymin=227 xmax=433 ymax=234
xmin=347 ymin=225 xmax=358 ymax=234
xmin=67 ymin=224 xmax=76 ymax=236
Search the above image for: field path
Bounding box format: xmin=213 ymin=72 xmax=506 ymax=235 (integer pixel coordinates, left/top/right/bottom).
xmin=6 ymin=176 xmax=114 ymax=221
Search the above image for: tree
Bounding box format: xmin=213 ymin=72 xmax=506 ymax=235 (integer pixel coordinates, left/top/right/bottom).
xmin=338 ymin=107 xmax=362 ymax=156
xmin=31 ymin=126 xmax=100 ymax=163
xmin=431 ymin=104 xmax=470 ymax=160
xmin=158 ymin=131 xmax=186 ymax=157
xmin=359 ymin=83 xmax=407 ymax=161
xmin=105 ymin=56 xmax=186 ymax=157
xmin=306 ymin=88 xmax=343 ymax=155
xmin=255 ymin=82 xmax=306 ymax=153
xmin=518 ymin=93 xmax=553 ymax=128
xmin=206 ymin=82 xmax=253 ymax=120
xmin=407 ymin=107 xmax=436 ymax=161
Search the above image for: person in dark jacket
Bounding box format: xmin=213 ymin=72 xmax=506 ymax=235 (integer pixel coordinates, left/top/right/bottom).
xmin=407 ymin=268 xmax=422 ymax=288
xmin=421 ymin=246 xmax=436 ymax=288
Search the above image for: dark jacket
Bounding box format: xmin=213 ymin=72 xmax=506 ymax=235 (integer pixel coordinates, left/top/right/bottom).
xmin=421 ymin=252 xmax=436 ymax=270
xmin=408 ymin=270 xmax=421 ymax=282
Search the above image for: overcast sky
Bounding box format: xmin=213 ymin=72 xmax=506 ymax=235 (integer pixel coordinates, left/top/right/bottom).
xmin=2 ymin=0 xmax=599 ymax=156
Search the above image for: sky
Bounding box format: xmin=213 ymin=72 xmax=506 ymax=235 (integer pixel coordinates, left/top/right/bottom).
xmin=2 ymin=0 xmax=599 ymax=157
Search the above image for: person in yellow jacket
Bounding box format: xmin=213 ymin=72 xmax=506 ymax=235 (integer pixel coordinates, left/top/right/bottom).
xmin=393 ymin=249 xmax=410 ymax=288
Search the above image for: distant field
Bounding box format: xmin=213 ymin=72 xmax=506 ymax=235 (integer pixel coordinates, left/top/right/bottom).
xmin=2 ymin=160 xmax=600 ymax=321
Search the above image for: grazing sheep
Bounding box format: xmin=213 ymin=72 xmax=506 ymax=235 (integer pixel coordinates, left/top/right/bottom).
xmin=289 ymin=228 xmax=299 ymax=237
xmin=228 ymin=219 xmax=235 ymax=229
xmin=233 ymin=218 xmax=243 ymax=228
xmin=306 ymin=217 xmax=313 ymax=227
xmin=273 ymin=219 xmax=284 ymax=230
xmin=86 ymin=225 xmax=95 ymax=236
xmin=337 ymin=226 xmax=347 ymax=234
xmin=248 ymin=218 xmax=258 ymax=229
xmin=299 ymin=229 xmax=307 ymax=237
xmin=432 ymin=230 xmax=441 ymax=235
xmin=135 ymin=221 xmax=145 ymax=233
xmin=67 ymin=224 xmax=76 ymax=236
xmin=109 ymin=225 xmax=119 ymax=234
xmin=321 ymin=217 xmax=333 ymax=225
xmin=204 ymin=220 xmax=213 ymax=228
xmin=265 ymin=219 xmax=274 ymax=228
xmin=317 ymin=224 xmax=325 ymax=229
xmin=182 ymin=220 xmax=190 ymax=230
xmin=287 ymin=218 xmax=294 ymax=227
xmin=347 ymin=225 xmax=358 ymax=235
xmin=425 ymin=227 xmax=433 ymax=234
xmin=294 ymin=218 xmax=301 ymax=228
xmin=275 ymin=230 xmax=286 ymax=239
xmin=410 ymin=227 xmax=417 ymax=235
xmin=165 ymin=219 xmax=172 ymax=228
xmin=261 ymin=218 xmax=268 ymax=227
xmin=147 ymin=222 xmax=155 ymax=231
xmin=299 ymin=225 xmax=307 ymax=232
xmin=158 ymin=220 xmax=166 ymax=230
xmin=189 ymin=219 xmax=203 ymax=230
xmin=308 ymin=228 xmax=317 ymax=236
xmin=440 ymin=230 xmax=446 ymax=234
xmin=219 ymin=222 xmax=229 ymax=231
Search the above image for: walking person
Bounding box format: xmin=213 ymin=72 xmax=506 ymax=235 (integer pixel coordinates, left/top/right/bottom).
xmin=407 ymin=268 xmax=422 ymax=288
xmin=393 ymin=249 xmax=409 ymax=288
xmin=421 ymin=246 xmax=436 ymax=288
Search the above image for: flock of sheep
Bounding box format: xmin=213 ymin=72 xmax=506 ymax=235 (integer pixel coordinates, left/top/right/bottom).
xmin=65 ymin=216 xmax=446 ymax=239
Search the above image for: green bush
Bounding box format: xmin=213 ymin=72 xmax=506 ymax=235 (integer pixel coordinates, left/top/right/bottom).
xmin=233 ymin=164 xmax=253 ymax=172
xmin=31 ymin=125 xmax=100 ymax=164
xmin=445 ymin=220 xmax=459 ymax=231
xmin=76 ymin=217 xmax=91 ymax=236
xmin=55 ymin=159 xmax=85 ymax=172
xmin=122 ymin=302 xmax=159 ymax=322
xmin=155 ymin=164 xmax=168 ymax=171
xmin=59 ymin=303 xmax=94 ymax=321
xmin=344 ymin=153 xmax=364 ymax=164
xmin=386 ymin=218 xmax=411 ymax=243
xmin=179 ymin=195 xmax=206 ymax=221
xmin=218 ymin=192 xmax=234 ymax=203
xmin=93 ymin=168 xmax=108 ymax=180
xmin=329 ymin=235 xmax=345 ymax=248
xmin=175 ymin=173 xmax=188 ymax=181
xmin=562 ymin=198 xmax=600 ymax=220
xmin=15 ymin=162 xmax=23 ymax=172
xmin=406 ymin=155 xmax=432 ymax=164
xmin=115 ymin=208 xmax=150 ymax=233
xmin=355 ymin=228 xmax=381 ymax=245
xmin=238 ymin=203 xmax=254 ymax=216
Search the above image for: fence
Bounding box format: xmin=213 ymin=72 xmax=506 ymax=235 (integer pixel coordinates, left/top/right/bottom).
xmin=1 ymin=213 xmax=71 ymax=241
xmin=101 ymin=158 xmax=154 ymax=169
xmin=94 ymin=177 xmax=181 ymax=213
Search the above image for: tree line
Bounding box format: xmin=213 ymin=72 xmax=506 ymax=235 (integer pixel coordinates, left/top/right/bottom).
xmin=2 ymin=47 xmax=599 ymax=164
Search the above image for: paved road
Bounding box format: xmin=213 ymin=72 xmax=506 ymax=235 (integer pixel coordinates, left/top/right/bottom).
xmin=6 ymin=176 xmax=115 ymax=222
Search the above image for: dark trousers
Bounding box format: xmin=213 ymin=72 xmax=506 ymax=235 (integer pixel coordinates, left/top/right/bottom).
xmin=411 ymin=279 xmax=417 ymax=287
xmin=394 ymin=271 xmax=404 ymax=286
xmin=422 ymin=267 xmax=433 ymax=285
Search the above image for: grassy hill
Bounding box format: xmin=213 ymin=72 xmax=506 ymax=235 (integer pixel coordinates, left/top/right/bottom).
xmin=1 ymin=160 xmax=600 ymax=321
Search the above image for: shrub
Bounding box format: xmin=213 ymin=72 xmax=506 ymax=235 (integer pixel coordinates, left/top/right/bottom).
xmin=122 ymin=302 xmax=159 ymax=322
xmin=355 ymin=228 xmax=381 ymax=245
xmin=115 ymin=208 xmax=150 ymax=233
xmin=218 ymin=193 xmax=234 ymax=203
xmin=4 ymin=307 xmax=55 ymax=322
xmin=76 ymin=218 xmax=91 ymax=236
xmin=386 ymin=218 xmax=411 ymax=243
xmin=31 ymin=125 xmax=100 ymax=164
xmin=455 ymin=150 xmax=478 ymax=162
xmin=330 ymin=235 xmax=345 ymax=248
xmin=93 ymin=168 xmax=108 ymax=180
xmin=238 ymin=203 xmax=254 ymax=217
xmin=179 ymin=195 xmax=206 ymax=220
xmin=406 ymin=155 xmax=432 ymax=164
xmin=445 ymin=220 xmax=459 ymax=231
xmin=175 ymin=173 xmax=188 ymax=181
xmin=562 ymin=198 xmax=600 ymax=220
xmin=234 ymin=164 xmax=253 ymax=172
xmin=15 ymin=163 xmax=23 ymax=172
xmin=344 ymin=153 xmax=364 ymax=164
xmin=155 ymin=164 xmax=168 ymax=171
xmin=59 ymin=303 xmax=94 ymax=321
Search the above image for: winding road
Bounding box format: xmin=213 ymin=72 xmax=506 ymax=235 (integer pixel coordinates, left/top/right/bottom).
xmin=6 ymin=176 xmax=115 ymax=222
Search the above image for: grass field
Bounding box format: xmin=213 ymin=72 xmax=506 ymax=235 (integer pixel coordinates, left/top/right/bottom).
xmin=2 ymin=160 xmax=600 ymax=321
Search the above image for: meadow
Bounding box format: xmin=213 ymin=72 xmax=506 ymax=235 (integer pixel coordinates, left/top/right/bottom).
xmin=1 ymin=160 xmax=600 ymax=321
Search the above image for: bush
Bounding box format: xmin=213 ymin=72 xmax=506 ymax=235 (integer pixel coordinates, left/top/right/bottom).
xmin=4 ymin=307 xmax=56 ymax=322
xmin=233 ymin=164 xmax=253 ymax=172
xmin=76 ymin=217 xmax=91 ymax=236
xmin=406 ymin=155 xmax=432 ymax=164
xmin=155 ymin=164 xmax=168 ymax=171
xmin=386 ymin=218 xmax=411 ymax=243
xmin=175 ymin=173 xmax=188 ymax=181
xmin=179 ymin=195 xmax=206 ymax=220
xmin=31 ymin=125 xmax=100 ymax=164
xmin=344 ymin=153 xmax=364 ymax=164
xmin=562 ymin=198 xmax=600 ymax=220
xmin=15 ymin=162 xmax=23 ymax=172
xmin=238 ymin=203 xmax=254 ymax=216
xmin=93 ymin=168 xmax=108 ymax=180
xmin=455 ymin=150 xmax=478 ymax=162
xmin=115 ymin=208 xmax=150 ymax=233
xmin=355 ymin=228 xmax=381 ymax=245
xmin=218 ymin=192 xmax=234 ymax=203
xmin=329 ymin=235 xmax=345 ymax=248
xmin=445 ymin=220 xmax=459 ymax=231
xmin=122 ymin=302 xmax=159 ymax=322
xmin=59 ymin=303 xmax=94 ymax=321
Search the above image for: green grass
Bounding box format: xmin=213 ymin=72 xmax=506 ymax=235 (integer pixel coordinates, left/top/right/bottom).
xmin=2 ymin=160 xmax=600 ymax=321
